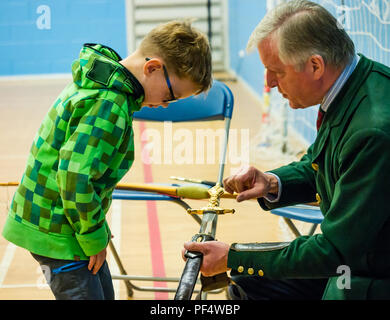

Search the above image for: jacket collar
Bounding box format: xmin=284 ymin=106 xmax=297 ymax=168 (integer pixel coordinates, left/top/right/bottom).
xmin=312 ymin=54 xmax=374 ymax=161
xmin=320 ymin=55 xmax=359 ymax=113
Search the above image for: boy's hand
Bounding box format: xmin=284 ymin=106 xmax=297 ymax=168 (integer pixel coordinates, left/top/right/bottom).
xmin=88 ymin=248 xmax=107 ymax=275
xmin=87 ymin=235 xmax=114 ymax=275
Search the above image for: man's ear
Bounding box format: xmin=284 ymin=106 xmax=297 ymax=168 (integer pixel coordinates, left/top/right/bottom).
xmin=143 ymin=58 xmax=163 ymax=76
xmin=309 ymin=55 xmax=325 ymax=80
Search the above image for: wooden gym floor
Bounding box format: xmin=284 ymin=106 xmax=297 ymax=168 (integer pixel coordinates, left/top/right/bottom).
xmin=0 ymin=75 xmax=311 ymax=300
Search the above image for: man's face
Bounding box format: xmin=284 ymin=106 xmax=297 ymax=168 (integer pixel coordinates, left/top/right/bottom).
xmin=258 ymin=37 xmax=321 ymax=109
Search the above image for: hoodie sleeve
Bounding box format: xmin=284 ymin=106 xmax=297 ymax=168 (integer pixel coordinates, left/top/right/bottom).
xmin=56 ymin=98 xmax=129 ymax=256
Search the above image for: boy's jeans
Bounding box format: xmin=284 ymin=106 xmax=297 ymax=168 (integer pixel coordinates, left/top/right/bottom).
xmin=31 ymin=252 xmax=115 ymax=300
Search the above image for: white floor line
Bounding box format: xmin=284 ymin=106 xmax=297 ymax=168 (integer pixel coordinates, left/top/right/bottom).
xmin=110 ymin=199 xmax=122 ymax=300
xmin=0 ymin=243 xmax=16 ymax=287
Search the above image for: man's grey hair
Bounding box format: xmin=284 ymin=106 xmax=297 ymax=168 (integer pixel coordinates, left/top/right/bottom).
xmin=247 ymin=0 xmax=355 ymax=70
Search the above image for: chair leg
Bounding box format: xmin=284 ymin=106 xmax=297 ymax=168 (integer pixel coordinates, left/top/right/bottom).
xmin=108 ymin=199 xmax=201 ymax=298
xmin=283 ymin=217 xmax=301 ymax=238
xmin=108 ymin=240 xmax=134 ymax=298
xmin=283 ymin=218 xmax=319 ymax=239
xmin=308 ymin=223 xmax=318 ymax=236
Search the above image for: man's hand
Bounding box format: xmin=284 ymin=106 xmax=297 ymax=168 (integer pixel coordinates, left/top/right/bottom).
xmin=223 ymin=166 xmax=278 ymax=202
xmin=182 ymin=241 xmax=231 ymax=277
xmin=88 ymin=248 xmax=107 ymax=275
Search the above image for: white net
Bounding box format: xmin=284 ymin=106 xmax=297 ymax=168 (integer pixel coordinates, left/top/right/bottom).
xmin=251 ymin=0 xmax=390 ymax=166
xmin=320 ymin=0 xmax=390 ymax=67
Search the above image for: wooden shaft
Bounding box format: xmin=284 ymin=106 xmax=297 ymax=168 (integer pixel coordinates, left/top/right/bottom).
xmin=0 ymin=181 xmax=238 ymax=200
xmin=115 ymin=183 xmax=178 ymax=196
xmin=0 ymin=181 xmax=179 ymax=196
xmin=0 ymin=182 xmax=19 ymax=187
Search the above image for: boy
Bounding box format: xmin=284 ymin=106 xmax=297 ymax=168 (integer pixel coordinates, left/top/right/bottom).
xmin=2 ymin=20 xmax=212 ymax=300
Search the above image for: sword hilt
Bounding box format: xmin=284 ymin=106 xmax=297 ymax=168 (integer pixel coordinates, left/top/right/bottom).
xmin=187 ymin=183 xmax=235 ymax=216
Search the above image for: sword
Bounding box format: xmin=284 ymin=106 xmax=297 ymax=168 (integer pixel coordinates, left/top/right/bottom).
xmin=174 ymin=183 xmax=234 ymax=300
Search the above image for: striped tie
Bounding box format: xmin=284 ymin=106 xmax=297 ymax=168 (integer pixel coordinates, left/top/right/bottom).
xmin=316 ymin=108 xmax=325 ymax=131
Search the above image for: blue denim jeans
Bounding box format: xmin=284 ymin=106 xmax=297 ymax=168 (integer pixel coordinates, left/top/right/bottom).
xmin=31 ymin=252 xmax=115 ymax=300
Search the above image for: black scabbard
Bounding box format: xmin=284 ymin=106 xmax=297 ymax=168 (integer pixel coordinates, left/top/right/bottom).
xmin=174 ymin=233 xmax=215 ymax=300
xmin=174 ymin=251 xmax=203 ymax=300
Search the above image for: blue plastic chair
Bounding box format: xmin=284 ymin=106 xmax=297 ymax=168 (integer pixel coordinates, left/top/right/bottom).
xmin=270 ymin=204 xmax=324 ymax=238
xmin=109 ymin=80 xmax=234 ymax=297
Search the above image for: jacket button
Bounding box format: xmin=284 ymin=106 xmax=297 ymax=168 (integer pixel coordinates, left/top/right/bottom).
xmin=311 ymin=163 xmax=319 ymax=171
xmin=237 ymin=266 xmax=244 ymax=273
xmin=316 ymin=193 xmax=321 ymax=204
xmin=248 ymin=268 xmax=254 ymax=275
xmin=258 ymin=269 xmax=264 ymax=276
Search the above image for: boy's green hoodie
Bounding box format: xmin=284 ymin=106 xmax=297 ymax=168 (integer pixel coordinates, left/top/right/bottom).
xmin=2 ymin=44 xmax=144 ymax=261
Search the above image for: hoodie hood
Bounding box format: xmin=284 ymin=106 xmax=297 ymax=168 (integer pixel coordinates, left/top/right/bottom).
xmin=71 ymin=44 xmax=144 ymax=108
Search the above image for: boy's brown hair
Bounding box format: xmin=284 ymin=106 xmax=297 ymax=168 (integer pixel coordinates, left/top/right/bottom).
xmin=139 ymin=20 xmax=212 ymax=94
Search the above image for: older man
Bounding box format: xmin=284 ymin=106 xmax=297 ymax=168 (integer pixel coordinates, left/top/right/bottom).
xmin=183 ymin=0 xmax=390 ymax=300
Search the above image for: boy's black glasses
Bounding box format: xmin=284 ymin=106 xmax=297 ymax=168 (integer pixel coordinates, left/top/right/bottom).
xmin=145 ymin=58 xmax=178 ymax=103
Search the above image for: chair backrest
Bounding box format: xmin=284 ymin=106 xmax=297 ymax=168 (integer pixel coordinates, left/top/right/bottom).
xmin=132 ymin=80 xmax=234 ymax=122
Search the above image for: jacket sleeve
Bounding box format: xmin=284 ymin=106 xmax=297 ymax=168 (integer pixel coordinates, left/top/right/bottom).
xmin=228 ymin=129 xmax=390 ymax=279
xmin=57 ymin=98 xmax=128 ymax=256
xmin=257 ymin=144 xmax=317 ymax=210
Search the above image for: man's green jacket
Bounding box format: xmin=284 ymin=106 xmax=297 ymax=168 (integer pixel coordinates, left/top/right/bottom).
xmin=228 ymin=55 xmax=390 ymax=299
xmin=2 ymin=44 xmax=144 ymax=261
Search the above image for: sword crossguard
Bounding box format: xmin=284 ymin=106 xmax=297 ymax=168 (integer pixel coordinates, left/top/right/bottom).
xmin=187 ymin=183 xmax=235 ymax=215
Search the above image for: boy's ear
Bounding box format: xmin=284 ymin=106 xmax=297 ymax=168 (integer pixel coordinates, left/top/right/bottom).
xmin=144 ymin=58 xmax=163 ymax=76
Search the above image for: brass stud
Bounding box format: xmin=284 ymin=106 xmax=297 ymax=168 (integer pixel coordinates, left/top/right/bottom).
xmin=258 ymin=269 xmax=264 ymax=276
xmin=237 ymin=266 xmax=244 ymax=273
xmin=248 ymin=268 xmax=254 ymax=275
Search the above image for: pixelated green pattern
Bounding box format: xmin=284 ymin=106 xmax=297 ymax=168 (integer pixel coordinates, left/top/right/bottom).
xmin=9 ymin=44 xmax=142 ymax=247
